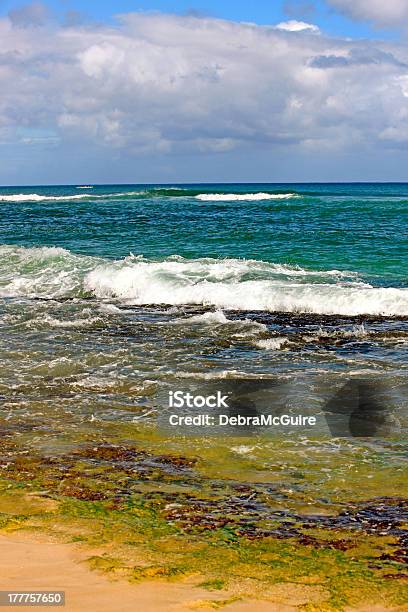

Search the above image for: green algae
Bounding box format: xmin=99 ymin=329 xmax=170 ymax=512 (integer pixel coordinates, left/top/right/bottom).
xmin=0 ymin=423 xmax=408 ymax=610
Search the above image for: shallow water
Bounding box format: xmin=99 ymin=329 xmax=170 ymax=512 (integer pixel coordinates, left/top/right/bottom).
xmin=0 ymin=183 xmax=407 ymax=438
xmin=1 ymin=184 xmax=408 ymax=607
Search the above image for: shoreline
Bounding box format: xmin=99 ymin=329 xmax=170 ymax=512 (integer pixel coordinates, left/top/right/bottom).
xmin=22 ymin=299 xmax=408 ymax=322
xmin=1 ymin=182 xmax=408 ymax=610
xmin=0 ymin=437 xmax=408 ymax=611
xmin=0 ymin=530 xmax=238 ymax=612
xmin=0 ymin=530 xmax=402 ymax=612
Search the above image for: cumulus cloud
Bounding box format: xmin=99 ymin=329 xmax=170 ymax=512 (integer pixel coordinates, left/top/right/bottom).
xmin=326 ymin=0 xmax=408 ymax=28
xmin=1 ymin=9 xmax=408 ymax=163
xmin=275 ymin=20 xmax=320 ymax=33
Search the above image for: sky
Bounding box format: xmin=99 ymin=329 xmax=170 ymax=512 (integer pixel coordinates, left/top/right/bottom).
xmin=1 ymin=0 xmax=408 ymax=184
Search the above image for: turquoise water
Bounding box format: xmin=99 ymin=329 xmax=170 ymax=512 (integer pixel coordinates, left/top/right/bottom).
xmin=1 ymin=183 xmax=407 ymax=284
xmin=0 ymin=183 xmax=407 ymax=431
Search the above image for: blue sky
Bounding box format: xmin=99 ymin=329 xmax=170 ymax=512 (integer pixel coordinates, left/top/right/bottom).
xmin=1 ymin=0 xmax=408 ymax=184
xmin=0 ymin=0 xmax=399 ymax=39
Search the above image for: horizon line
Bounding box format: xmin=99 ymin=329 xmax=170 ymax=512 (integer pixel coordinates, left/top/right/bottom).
xmin=1 ymin=180 xmax=408 ymax=188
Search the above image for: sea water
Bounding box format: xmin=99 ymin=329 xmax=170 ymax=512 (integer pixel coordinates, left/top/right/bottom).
xmin=0 ymin=183 xmax=407 ymax=431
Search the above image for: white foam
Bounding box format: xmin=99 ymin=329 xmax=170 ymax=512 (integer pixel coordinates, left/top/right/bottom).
xmin=175 ymin=310 xmax=267 ymax=337
xmin=99 ymin=303 xmax=122 ymax=314
xmin=84 ymin=258 xmax=408 ymax=316
xmin=256 ymin=337 xmax=287 ymax=350
xmin=1 ymin=245 xmax=71 ymax=259
xmin=0 ymin=191 xmax=144 ymax=203
xmin=231 ymin=445 xmax=257 ymax=455
xmin=195 ymin=193 xmax=297 ymax=201
xmin=182 ymin=310 xmax=229 ymax=324
xmin=301 ymin=324 xmax=367 ymax=342
xmin=40 ymin=314 xmax=101 ymax=328
xmin=1 ymin=246 xmax=408 ymax=317
xmin=0 ymin=193 xmax=94 ymax=202
xmin=0 ymin=244 xmax=98 ymax=299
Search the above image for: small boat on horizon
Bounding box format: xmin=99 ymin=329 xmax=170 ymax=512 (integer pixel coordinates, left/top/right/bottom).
xmin=76 ymin=185 xmax=94 ymax=189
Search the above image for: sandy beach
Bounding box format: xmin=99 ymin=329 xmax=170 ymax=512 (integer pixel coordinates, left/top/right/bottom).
xmin=0 ymin=531 xmax=318 ymax=612
xmin=1 ymin=529 xmax=406 ymax=612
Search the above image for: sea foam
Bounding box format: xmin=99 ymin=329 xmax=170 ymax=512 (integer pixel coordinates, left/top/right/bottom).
xmin=83 ymin=257 xmax=408 ymax=316
xmin=1 ymin=245 xmax=408 ymax=317
xmin=1 ymin=190 xmax=296 ymax=203
xmin=195 ymin=193 xmax=296 ymax=201
xmin=0 ymin=192 xmax=144 ymax=202
xmin=0 ymin=193 xmax=94 ymax=202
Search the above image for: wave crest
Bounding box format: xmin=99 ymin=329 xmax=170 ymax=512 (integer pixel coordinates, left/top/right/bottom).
xmin=0 ymin=189 xmax=298 ymax=203
xmin=0 ymin=191 xmax=145 ymax=203
xmin=195 ymin=193 xmax=297 ymax=201
xmin=1 ymin=245 xmax=407 ymax=316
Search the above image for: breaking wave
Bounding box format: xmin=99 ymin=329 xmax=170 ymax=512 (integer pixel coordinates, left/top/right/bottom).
xmin=0 ymin=188 xmax=299 ymax=203
xmin=1 ymin=245 xmax=408 ymax=317
xmin=0 ymin=192 xmax=144 ymax=203
xmin=195 ymin=193 xmax=297 ymax=201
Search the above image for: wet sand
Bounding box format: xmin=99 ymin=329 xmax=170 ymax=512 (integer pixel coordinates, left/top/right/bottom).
xmin=0 ymin=532 xmax=299 ymax=611
xmin=0 ymin=532 xmax=405 ymax=612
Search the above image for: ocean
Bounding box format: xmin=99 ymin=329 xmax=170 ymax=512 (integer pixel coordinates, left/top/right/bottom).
xmin=1 ymin=182 xmax=407 ymax=433
xmin=2 ymin=182 xmax=408 ymax=595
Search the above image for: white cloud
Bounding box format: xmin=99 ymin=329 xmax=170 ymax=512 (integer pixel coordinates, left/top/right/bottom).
xmin=275 ymin=20 xmax=320 ymax=33
xmin=327 ymin=0 xmax=408 ymax=27
xmin=0 ymin=9 xmax=408 ymax=164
